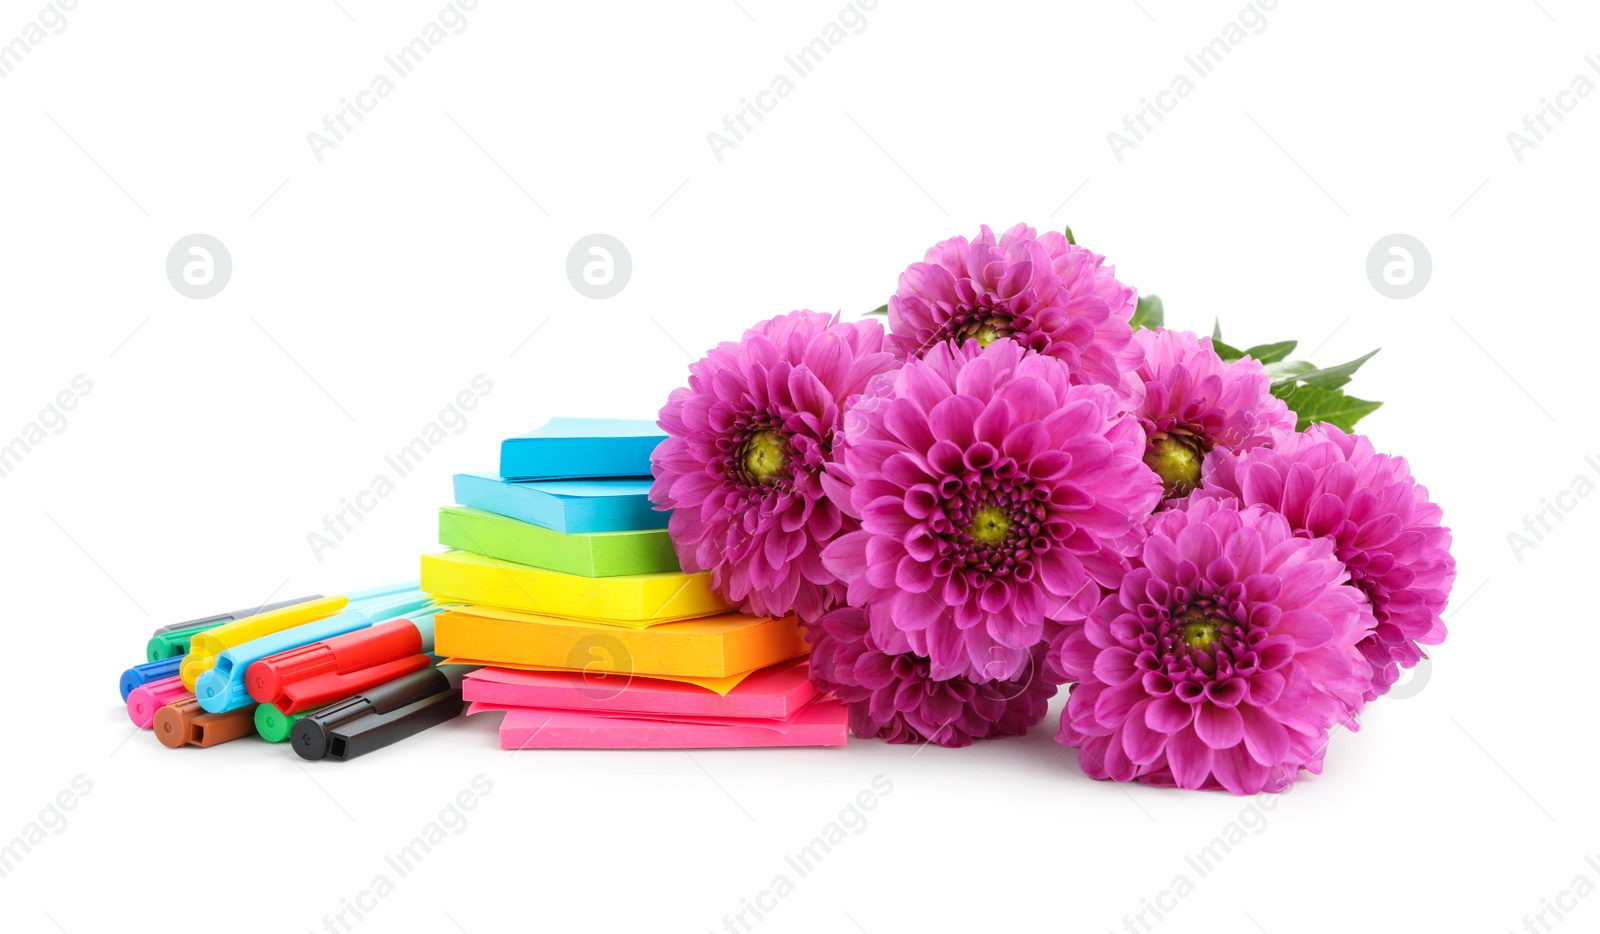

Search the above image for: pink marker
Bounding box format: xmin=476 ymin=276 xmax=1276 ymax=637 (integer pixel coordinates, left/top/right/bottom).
xmin=128 ymin=676 xmax=192 ymax=729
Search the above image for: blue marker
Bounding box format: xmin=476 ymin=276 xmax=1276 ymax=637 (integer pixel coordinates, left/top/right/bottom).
xmin=119 ymin=656 xmax=183 ymax=701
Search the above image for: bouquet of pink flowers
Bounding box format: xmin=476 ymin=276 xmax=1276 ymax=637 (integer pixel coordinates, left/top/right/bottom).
xmin=650 ymin=223 xmax=1454 ymax=794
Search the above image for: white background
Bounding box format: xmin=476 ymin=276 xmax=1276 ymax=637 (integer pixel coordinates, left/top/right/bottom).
xmin=0 ymin=1 xmax=1590 ymax=932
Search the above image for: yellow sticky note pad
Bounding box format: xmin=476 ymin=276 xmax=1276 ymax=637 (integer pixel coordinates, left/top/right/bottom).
xmin=435 ymin=608 xmax=809 ymax=680
xmin=420 ymin=550 xmax=728 ymax=623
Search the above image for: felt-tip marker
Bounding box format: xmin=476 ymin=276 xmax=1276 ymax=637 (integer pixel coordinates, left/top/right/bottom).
xmin=127 ymin=676 xmax=191 ymax=729
xmin=292 ymin=666 xmax=473 ymax=761
xmin=180 ymin=582 xmax=418 ymax=691
xmin=145 ymin=595 xmax=323 ymax=662
xmin=248 ymin=607 xmax=445 ymax=714
xmin=153 ymin=697 xmax=258 ymax=749
xmin=195 ymin=591 xmax=432 ymax=713
xmin=254 ymin=702 xmax=314 ymax=743
xmin=119 ymin=656 xmax=182 ymax=701
xmin=180 ymin=596 xmax=349 ymax=691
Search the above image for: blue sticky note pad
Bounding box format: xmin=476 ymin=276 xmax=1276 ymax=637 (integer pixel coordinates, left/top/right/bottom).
xmin=499 ymin=418 xmax=667 ymax=481
xmin=453 ymin=473 xmax=668 ymax=534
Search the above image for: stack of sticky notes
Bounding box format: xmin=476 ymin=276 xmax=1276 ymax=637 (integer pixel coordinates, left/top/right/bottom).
xmin=422 ymin=417 xmax=848 ymax=750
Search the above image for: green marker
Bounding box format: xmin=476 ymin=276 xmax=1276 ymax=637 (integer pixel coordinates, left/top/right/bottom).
xmin=255 ymin=702 xmax=315 ymax=743
xmin=145 ymin=596 xmax=325 ymax=662
xmin=147 ymin=623 xmax=215 ymax=662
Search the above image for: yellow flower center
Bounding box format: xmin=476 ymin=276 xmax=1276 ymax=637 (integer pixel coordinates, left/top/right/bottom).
xmin=743 ymin=430 xmax=788 ymax=483
xmin=968 ymin=507 xmax=1011 ymax=544
xmin=1182 ymin=618 xmax=1219 ymax=651
xmin=959 ymin=316 xmax=1011 ymax=348
xmin=1144 ymin=435 xmax=1204 ymax=497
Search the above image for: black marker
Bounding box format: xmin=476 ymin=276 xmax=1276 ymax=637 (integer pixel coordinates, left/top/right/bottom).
xmin=291 ymin=665 xmax=474 ymax=761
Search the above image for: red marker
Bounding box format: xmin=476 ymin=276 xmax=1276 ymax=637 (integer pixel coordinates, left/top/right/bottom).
xmin=245 ymin=608 xmax=442 ymax=714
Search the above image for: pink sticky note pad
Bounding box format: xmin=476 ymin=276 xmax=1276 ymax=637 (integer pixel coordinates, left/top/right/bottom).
xmin=481 ymin=696 xmax=849 ymax=750
xmin=463 ymin=657 xmax=819 ymax=720
xmin=127 ymin=676 xmax=193 ymax=729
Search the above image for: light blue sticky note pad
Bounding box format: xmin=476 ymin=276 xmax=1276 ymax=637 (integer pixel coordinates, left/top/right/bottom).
xmin=453 ymin=473 xmax=668 ymax=534
xmin=498 ymin=418 xmax=667 ymax=481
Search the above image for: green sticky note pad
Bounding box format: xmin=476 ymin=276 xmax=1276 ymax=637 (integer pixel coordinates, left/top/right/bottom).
xmin=438 ymin=506 xmax=681 ymax=578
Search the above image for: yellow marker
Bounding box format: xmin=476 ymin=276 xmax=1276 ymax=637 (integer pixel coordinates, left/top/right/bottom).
xmin=180 ymin=596 xmax=349 ymax=690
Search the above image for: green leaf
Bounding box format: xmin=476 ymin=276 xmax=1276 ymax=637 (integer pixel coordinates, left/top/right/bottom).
xmin=1241 ymin=340 xmax=1297 ymax=364
xmin=1293 ymin=348 xmax=1380 ymax=391
xmin=865 ymin=304 xmax=888 ymax=317
xmin=1264 ymin=360 xmax=1317 ymax=385
xmin=1211 ymin=337 xmax=1245 ymax=361
xmin=1131 ymin=294 xmax=1164 ymax=329
xmin=1277 ymin=384 xmax=1382 ymax=432
xmin=1063 ymin=225 xmax=1076 ymax=245
xmin=1212 ymin=319 xmax=1223 ymax=342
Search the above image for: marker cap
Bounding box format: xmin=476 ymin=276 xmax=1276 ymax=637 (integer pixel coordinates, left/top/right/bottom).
xmin=178 ymin=588 xmax=419 ymax=689
xmin=128 ymin=676 xmax=191 ymax=729
xmin=254 ymin=702 xmax=311 ymax=743
xmin=153 ymin=697 xmax=259 ymax=748
xmin=193 ymin=594 xmax=428 ymax=714
xmin=145 ymin=595 xmax=326 ymax=661
xmin=120 ymin=657 xmax=183 ymax=701
xmin=246 ymin=610 xmax=441 ymax=712
xmin=290 ymin=666 xmax=456 ymax=760
xmin=181 ymin=595 xmax=353 ymax=691
xmin=149 ymin=612 xmax=231 ymax=639
xmin=147 ymin=625 xmax=216 ymax=663
xmin=277 ymin=654 xmax=432 ymax=716
xmin=246 ymin=618 xmax=418 ymax=700
xmin=325 ymin=690 xmax=464 ymax=761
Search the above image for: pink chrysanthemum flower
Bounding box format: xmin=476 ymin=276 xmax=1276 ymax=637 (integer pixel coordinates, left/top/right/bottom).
xmin=821 ymin=338 xmax=1162 ymax=682
xmin=806 ymin=606 xmax=1058 ymax=747
xmin=1198 ymin=424 xmax=1455 ymax=700
xmin=1050 ymin=496 xmax=1371 ymax=794
xmin=885 ymin=223 xmax=1139 ymax=386
xmin=650 ymin=310 xmax=897 ymax=621
xmin=1124 ymin=328 xmax=1295 ymax=499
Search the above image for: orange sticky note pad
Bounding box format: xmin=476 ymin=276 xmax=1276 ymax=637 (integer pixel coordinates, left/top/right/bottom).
xmin=435 ymin=608 xmax=809 ymax=680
